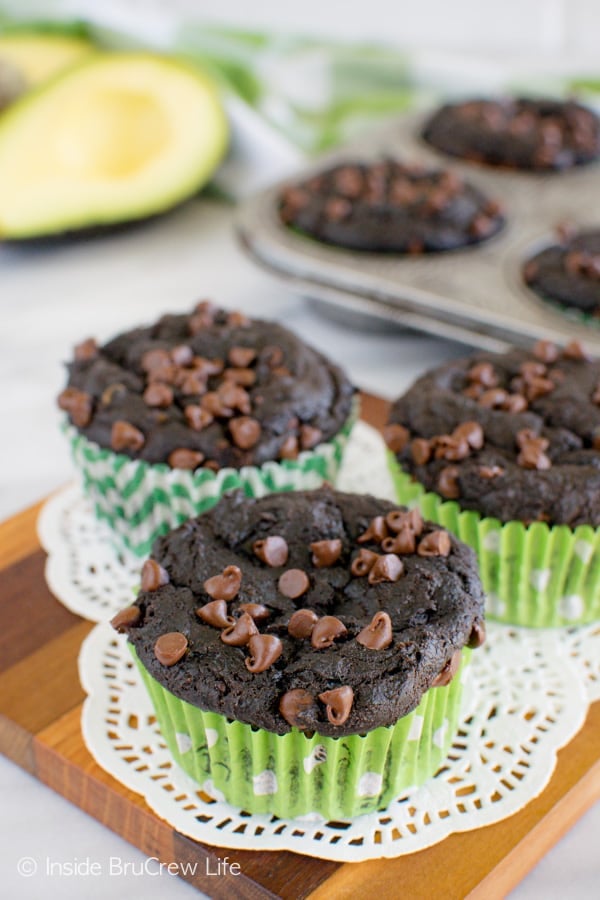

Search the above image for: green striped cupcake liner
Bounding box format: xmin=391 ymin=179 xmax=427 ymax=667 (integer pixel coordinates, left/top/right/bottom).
xmin=63 ymin=401 xmax=358 ymax=558
xmin=388 ymin=455 xmax=600 ymax=628
xmin=131 ymin=646 xmax=470 ymax=820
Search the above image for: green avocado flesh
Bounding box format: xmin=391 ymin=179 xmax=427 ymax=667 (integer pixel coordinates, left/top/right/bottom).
xmin=0 ymin=52 xmax=229 ymax=238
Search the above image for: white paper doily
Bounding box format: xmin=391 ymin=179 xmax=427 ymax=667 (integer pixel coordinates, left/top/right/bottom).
xmin=39 ymin=421 xmax=600 ymax=861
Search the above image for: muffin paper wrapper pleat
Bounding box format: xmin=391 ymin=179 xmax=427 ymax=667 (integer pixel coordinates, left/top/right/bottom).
xmin=131 ymin=646 xmax=469 ymax=820
xmin=62 ymin=401 xmax=357 ymax=557
xmin=388 ymin=455 xmax=600 ymax=628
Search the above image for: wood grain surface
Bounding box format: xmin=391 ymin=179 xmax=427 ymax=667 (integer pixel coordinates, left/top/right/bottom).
xmin=0 ymin=392 xmax=598 ymax=900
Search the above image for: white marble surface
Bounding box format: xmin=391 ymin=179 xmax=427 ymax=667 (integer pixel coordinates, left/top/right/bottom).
xmin=1 ymin=200 xmax=598 ymax=898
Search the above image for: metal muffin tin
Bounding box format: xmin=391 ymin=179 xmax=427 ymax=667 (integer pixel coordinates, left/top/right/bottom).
xmin=235 ymin=111 xmax=600 ymax=354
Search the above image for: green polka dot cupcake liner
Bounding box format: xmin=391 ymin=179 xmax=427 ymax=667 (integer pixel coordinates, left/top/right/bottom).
xmin=63 ymin=402 xmax=358 ymax=559
xmin=131 ymin=646 xmax=470 ymax=820
xmin=388 ymin=456 xmax=600 ymax=628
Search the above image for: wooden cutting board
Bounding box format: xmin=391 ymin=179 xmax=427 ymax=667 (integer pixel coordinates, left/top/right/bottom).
xmin=1 ymin=393 xmax=599 ymax=900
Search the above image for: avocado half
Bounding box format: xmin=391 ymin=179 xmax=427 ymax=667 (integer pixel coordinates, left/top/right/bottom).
xmin=0 ymin=31 xmax=95 ymax=86
xmin=0 ymin=52 xmax=229 ymax=239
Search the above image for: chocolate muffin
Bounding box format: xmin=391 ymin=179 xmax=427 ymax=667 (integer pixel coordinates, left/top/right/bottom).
xmin=57 ymin=303 xmax=356 ymax=556
xmin=113 ymin=487 xmax=485 ymax=818
xmin=385 ymin=340 xmax=600 ymax=626
xmin=422 ymin=98 xmax=600 ymax=171
xmin=279 ymin=160 xmax=504 ymax=253
xmin=524 ymin=227 xmax=600 ymax=319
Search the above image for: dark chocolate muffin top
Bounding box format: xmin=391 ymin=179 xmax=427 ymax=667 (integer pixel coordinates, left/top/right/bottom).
xmin=57 ymin=303 xmax=354 ymax=471
xmin=385 ymin=340 xmax=600 ymax=527
xmin=422 ymin=98 xmax=600 ymax=172
xmin=115 ymin=488 xmax=485 ymax=737
xmin=524 ymin=227 xmax=600 ymax=318
xmin=279 ymin=160 xmax=504 ymax=253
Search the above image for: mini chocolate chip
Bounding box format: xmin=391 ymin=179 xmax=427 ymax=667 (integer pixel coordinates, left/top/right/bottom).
xmin=57 ymin=387 xmax=93 ymax=428
xmin=524 ymin=376 xmax=555 ymax=402
xmin=517 ymin=442 xmax=552 ymax=470
xmin=381 ymin=528 xmax=416 ymax=555
xmin=385 ymin=508 xmax=424 ymax=536
xmin=193 ymin=356 xmax=224 ymax=377
xmin=288 ymin=608 xmax=319 ymax=639
xmin=533 ymin=340 xmax=559 ymax=363
xmin=111 ymin=420 xmax=145 ymax=453
xmin=179 ymin=370 xmax=207 ymax=396
xmin=221 ymin=612 xmax=258 ymax=646
xmin=154 ymin=632 xmax=188 ymax=667
xmin=218 ymin=382 xmax=251 ymax=415
xmin=299 ymin=424 xmax=323 ymax=450
xmin=230 ymin=416 xmax=261 ymax=449
xmin=311 ymin=615 xmax=347 ymax=649
xmin=562 ymin=340 xmax=588 ymax=361
xmin=310 ymin=539 xmax=342 ymax=568
xmin=350 ymin=548 xmax=379 ymax=576
xmin=356 ymin=611 xmax=393 ymax=650
xmin=203 ymin=459 xmax=221 ymax=473
xmin=418 ymin=530 xmax=452 ymax=557
xmin=357 ymin=516 xmax=388 ymax=544
xmin=453 ymin=421 xmax=484 ymax=450
xmin=318 ymin=686 xmax=354 ymax=726
xmin=279 ymin=435 xmax=299 ymax=460
xmin=463 ymin=383 xmax=485 ymax=400
xmin=438 ymin=466 xmax=460 ymax=499
xmin=189 ymin=311 xmax=213 ymax=334
xmin=110 ymin=605 xmax=141 ymax=632
xmin=74 ymin=337 xmax=98 ymax=361
xmin=479 ymin=465 xmax=505 ymax=479
xmin=204 ymin=565 xmax=242 ymax=601
xmin=468 ymin=362 xmax=498 ymax=387
xmin=222 ymin=367 xmax=256 ymax=387
xmin=237 ymin=603 xmax=270 ymax=622
xmin=502 ymin=394 xmax=528 ymax=413
xmin=278 ymin=568 xmax=310 ymax=599
xmin=141 ymin=348 xmax=171 ymax=372
xmin=434 ymin=435 xmax=470 ymax=462
xmin=227 ymin=310 xmax=251 ymax=328
xmin=411 ymin=437 xmax=431 ymax=465
xmin=171 ymin=344 xmax=194 ymax=366
xmin=383 ymin=423 xmax=410 ymax=453
xmin=196 ymin=599 xmax=234 ymax=629
xmin=279 ymin=688 xmax=317 ymax=728
xmin=201 ymin=391 xmax=232 ymax=417
xmin=245 ymin=634 xmax=283 ymax=673
xmin=143 ymin=382 xmax=173 ymax=408
xmin=468 ymin=620 xmax=487 ymax=648
xmin=368 ymin=554 xmax=404 ymax=584
xmin=479 ymin=388 xmax=508 ymax=409
xmin=431 ymin=649 xmax=462 ymax=687
xmin=184 ymin=405 xmax=214 ymax=431
xmin=253 ymin=535 xmax=289 ymax=567
xmin=141 ymin=558 xmax=169 ymax=592
xmin=168 ymin=448 xmax=205 ymax=470
xmin=520 ymin=360 xmax=547 ymax=379
xmin=228 ymin=346 xmax=256 ymax=368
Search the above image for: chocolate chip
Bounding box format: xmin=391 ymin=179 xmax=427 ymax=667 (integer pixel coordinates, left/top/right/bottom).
xmin=468 ymin=362 xmax=498 ymax=387
xmin=517 ymin=442 xmax=552 ymax=470
xmin=524 ymin=376 xmax=555 ymax=402
xmin=179 ymin=370 xmax=207 ymax=396
xmin=318 ymin=685 xmax=354 ymax=726
xmin=356 ymin=611 xmax=393 ymax=650
xmin=311 ymin=615 xmax=347 ymax=649
xmin=463 ymin=383 xmax=485 ymax=400
xmin=279 ymin=435 xmax=299 ymax=460
xmin=74 ymin=337 xmax=98 ymax=361
xmin=226 ymin=310 xmax=251 ymax=328
xmin=433 ymin=435 xmax=470 ymax=462
xmin=357 ymin=516 xmax=388 ymax=544
xmin=299 ymin=425 xmax=323 ymax=450
xmin=368 ymin=554 xmax=404 ymax=584
xmin=111 ymin=420 xmax=145 ymax=453
xmin=220 ymin=612 xmax=258 ymax=646
xmin=502 ymin=394 xmax=528 ymax=413
xmin=141 ymin=348 xmax=171 ymax=372
xmin=418 ymin=530 xmax=452 ymax=557
xmin=562 ymin=340 xmax=589 ymax=361
xmin=278 ymin=568 xmax=310 ymax=599
xmin=222 ymin=367 xmax=256 ymax=387
xmin=411 ymin=437 xmax=432 ymax=465
xmin=253 ymin=536 xmax=289 ymax=567
xmin=228 ymin=346 xmax=256 ymax=368
xmin=385 ymin=508 xmax=424 ymax=535
xmin=110 ymin=605 xmax=141 ymax=632
xmin=184 ymin=405 xmax=214 ymax=431
xmin=479 ymin=465 xmax=505 ymax=479
xmin=381 ymin=528 xmax=416 ymax=554
xmin=218 ymin=382 xmax=251 ymax=415
xmin=141 ymin=558 xmax=169 ymax=592
xmin=170 ymin=344 xmax=194 ymax=366
xmin=453 ymin=420 xmax=484 ymax=450
xmin=201 ymin=391 xmax=232 ymax=418
xmin=245 ymin=634 xmax=283 ymax=673
xmin=383 ymin=423 xmax=410 ymax=453
xmin=204 ymin=565 xmax=242 ymax=601
xmin=288 ymin=608 xmax=319 ymax=639
xmin=168 ymin=448 xmax=205 ymax=470
xmin=520 ymin=360 xmax=548 ymax=379
xmin=310 ymin=539 xmax=342 ymax=568
xmin=325 ymin=196 xmax=352 ymax=221
xmin=230 ymin=416 xmax=261 ymax=449
xmin=143 ymin=382 xmax=173 ymax=408
xmin=479 ymin=388 xmax=508 ymax=409
xmin=193 ymin=356 xmax=224 ymax=377
xmin=431 ymin=649 xmax=462 ymax=687
xmin=468 ymin=620 xmax=487 ymax=648
xmin=350 ymin=549 xmax=379 ymax=577
xmin=533 ymin=340 xmax=559 ymax=363
xmin=237 ymin=603 xmax=270 ymax=622
xmin=196 ymin=599 xmax=233 ymax=629
xmin=279 ymin=688 xmax=317 ymax=728
xmin=57 ymin=387 xmax=93 ymax=428
xmin=154 ymin=632 xmax=188 ymax=667
xmin=438 ymin=466 xmax=460 ymax=499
